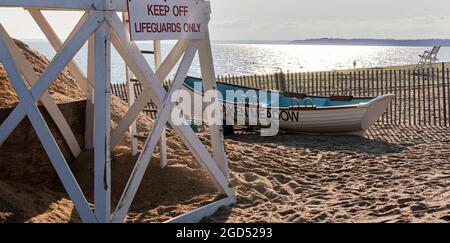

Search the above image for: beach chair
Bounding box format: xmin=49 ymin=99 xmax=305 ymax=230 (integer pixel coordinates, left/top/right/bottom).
xmin=414 ymin=45 xmax=441 ymax=73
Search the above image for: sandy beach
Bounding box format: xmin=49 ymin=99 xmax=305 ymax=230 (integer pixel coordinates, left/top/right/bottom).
xmin=0 ymin=123 xmax=448 ymax=223
xmin=0 ymin=40 xmax=449 ymax=223
xmin=207 ymin=125 xmax=450 ymax=223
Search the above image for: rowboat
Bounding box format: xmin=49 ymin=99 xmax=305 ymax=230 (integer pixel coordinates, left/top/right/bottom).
xmin=182 ymin=76 xmax=394 ymax=136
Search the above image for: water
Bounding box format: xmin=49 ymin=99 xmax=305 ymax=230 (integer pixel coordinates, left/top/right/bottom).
xmin=24 ymin=40 xmax=450 ymax=84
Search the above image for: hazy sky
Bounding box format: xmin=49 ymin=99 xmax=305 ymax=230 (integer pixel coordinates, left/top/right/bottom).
xmin=0 ymin=0 xmax=449 ymax=40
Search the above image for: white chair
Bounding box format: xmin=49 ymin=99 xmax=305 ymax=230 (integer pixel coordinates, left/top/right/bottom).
xmin=415 ymin=45 xmax=441 ymax=72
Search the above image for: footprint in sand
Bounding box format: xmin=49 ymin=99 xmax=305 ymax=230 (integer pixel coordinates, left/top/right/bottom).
xmin=377 ymin=204 xmax=398 ymax=213
xmin=273 ymin=174 xmax=291 ymax=185
xmin=278 ymin=209 xmax=296 ymax=217
xmin=274 ymin=185 xmax=292 ymax=196
xmin=397 ymin=197 xmax=421 ymax=204
xmin=440 ymin=215 xmax=450 ymax=221
xmin=312 ymin=212 xmax=329 ymax=222
xmin=410 ymin=203 xmax=429 ymax=212
xmin=242 ymin=172 xmax=259 ymax=182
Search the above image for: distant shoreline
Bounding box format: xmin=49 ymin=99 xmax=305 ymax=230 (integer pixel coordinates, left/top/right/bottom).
xmin=290 ymin=38 xmax=450 ymax=47
xmin=213 ymin=39 xmax=450 ymax=47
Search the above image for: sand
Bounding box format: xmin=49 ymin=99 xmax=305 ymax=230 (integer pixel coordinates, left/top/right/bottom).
xmin=1 ymin=124 xmax=448 ymax=223
xmin=205 ymin=124 xmax=450 ymax=223
xmin=0 ymin=40 xmax=449 ymax=223
xmin=0 ymin=40 xmax=86 ymax=108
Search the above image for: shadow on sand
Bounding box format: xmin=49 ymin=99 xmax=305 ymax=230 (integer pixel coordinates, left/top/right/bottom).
xmin=227 ymin=130 xmax=405 ymax=155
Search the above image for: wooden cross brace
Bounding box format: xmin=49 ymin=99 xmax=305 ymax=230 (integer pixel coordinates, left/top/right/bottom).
xmin=0 ymin=11 xmax=104 ymax=222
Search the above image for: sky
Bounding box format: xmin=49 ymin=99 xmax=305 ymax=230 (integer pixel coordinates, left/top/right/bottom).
xmin=0 ymin=0 xmax=449 ymax=40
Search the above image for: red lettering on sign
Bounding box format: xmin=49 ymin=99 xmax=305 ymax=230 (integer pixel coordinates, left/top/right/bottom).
xmin=172 ymin=5 xmax=189 ymax=17
xmin=135 ymin=22 xmax=183 ymax=33
xmin=183 ymin=23 xmax=201 ymax=33
xmin=147 ymin=4 xmax=170 ymax=16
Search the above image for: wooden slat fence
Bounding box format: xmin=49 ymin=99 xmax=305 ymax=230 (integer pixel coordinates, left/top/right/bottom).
xmin=112 ymin=63 xmax=450 ymax=127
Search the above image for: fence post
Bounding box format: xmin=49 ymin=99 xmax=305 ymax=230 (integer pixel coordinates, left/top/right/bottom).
xmin=257 ymin=75 xmax=262 ymax=90
xmin=315 ymin=72 xmax=319 ymax=95
xmin=418 ymin=69 xmax=422 ymax=126
xmin=437 ymin=66 xmax=442 ymax=126
xmin=442 ymin=63 xmax=447 ymax=127
xmin=379 ymin=70 xmax=384 ymax=123
xmin=376 ymin=70 xmax=380 ymax=97
xmin=393 ymin=70 xmax=397 ymax=125
xmin=388 ymin=70 xmax=393 ymax=124
xmin=408 ymin=69 xmax=411 ymax=126
xmin=427 ymin=68 xmax=431 ymax=125
xmin=422 ymin=69 xmax=427 ymax=125
xmin=431 ymin=67 xmax=437 ymax=126
xmin=281 ymin=72 xmax=287 ymax=92
xmin=274 ymin=73 xmax=279 ymax=91
xmin=412 ymin=70 xmax=416 ymax=126
xmin=402 ymin=70 xmax=407 ymax=126
xmin=326 ymin=72 xmax=330 ymax=95
xmin=312 ymin=72 xmax=316 ymax=95
xmin=400 ymin=69 xmax=403 ymax=125
xmin=431 ymin=66 xmax=438 ymax=126
xmin=286 ymin=72 xmax=290 ymax=92
xmin=319 ymin=72 xmax=323 ymax=96
xmin=447 ymin=68 xmax=450 ymax=127
xmin=364 ymin=71 xmax=368 ymax=97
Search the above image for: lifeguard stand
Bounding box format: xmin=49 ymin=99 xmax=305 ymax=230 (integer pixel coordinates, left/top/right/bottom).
xmin=0 ymin=0 xmax=235 ymax=223
xmin=414 ymin=45 xmax=441 ymax=72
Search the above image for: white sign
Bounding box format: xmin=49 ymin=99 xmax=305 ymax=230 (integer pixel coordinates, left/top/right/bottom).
xmin=127 ymin=0 xmax=210 ymax=41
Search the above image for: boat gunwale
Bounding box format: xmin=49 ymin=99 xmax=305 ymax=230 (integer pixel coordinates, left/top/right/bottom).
xmin=186 ymin=75 xmax=377 ymax=100
xmin=183 ymin=76 xmax=380 ymax=111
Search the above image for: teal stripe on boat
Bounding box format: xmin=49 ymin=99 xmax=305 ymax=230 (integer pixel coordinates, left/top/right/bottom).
xmin=184 ymin=76 xmax=373 ymax=108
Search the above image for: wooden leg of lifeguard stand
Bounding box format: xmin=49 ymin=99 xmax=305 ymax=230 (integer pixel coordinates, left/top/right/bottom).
xmin=154 ymin=40 xmax=168 ymax=168
xmin=198 ymin=30 xmax=229 ymax=178
xmin=93 ymin=20 xmax=111 ymax=223
xmin=122 ymin=12 xmax=139 ymax=156
xmin=86 ymin=35 xmax=95 ymax=149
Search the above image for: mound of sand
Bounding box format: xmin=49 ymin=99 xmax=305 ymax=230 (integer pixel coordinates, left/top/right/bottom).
xmin=0 ymin=40 xmax=85 ymax=108
xmin=0 ymin=40 xmax=89 ymax=184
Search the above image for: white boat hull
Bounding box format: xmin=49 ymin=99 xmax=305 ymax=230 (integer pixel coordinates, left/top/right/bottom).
xmin=279 ymin=95 xmax=394 ymax=135
xmin=182 ymin=83 xmax=394 ymax=136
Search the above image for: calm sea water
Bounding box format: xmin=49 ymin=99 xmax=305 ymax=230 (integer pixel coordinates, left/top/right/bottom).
xmin=24 ymin=40 xmax=450 ymax=84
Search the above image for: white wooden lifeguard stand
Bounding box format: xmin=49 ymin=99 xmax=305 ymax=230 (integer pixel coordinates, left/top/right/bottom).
xmin=0 ymin=0 xmax=235 ymax=223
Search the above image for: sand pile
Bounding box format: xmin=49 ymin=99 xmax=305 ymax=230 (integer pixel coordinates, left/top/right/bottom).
xmin=0 ymin=40 xmax=88 ymax=184
xmin=0 ymin=40 xmax=85 ymax=107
